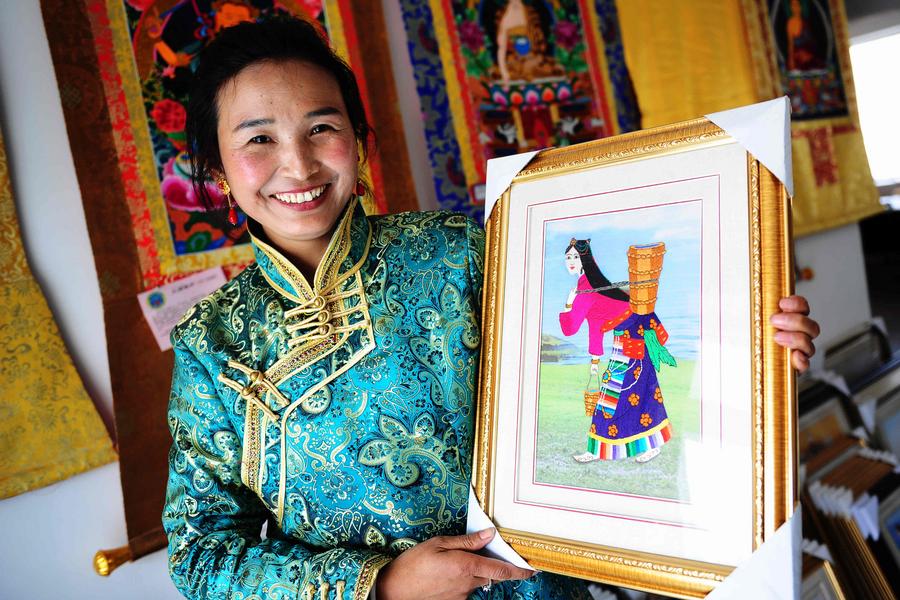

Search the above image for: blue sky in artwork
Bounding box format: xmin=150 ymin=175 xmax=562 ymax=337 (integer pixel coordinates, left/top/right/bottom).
xmin=539 ymin=201 xmax=703 ymax=360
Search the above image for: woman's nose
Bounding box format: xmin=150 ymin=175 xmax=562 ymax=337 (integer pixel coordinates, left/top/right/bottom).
xmin=280 ymin=140 xmax=319 ymax=178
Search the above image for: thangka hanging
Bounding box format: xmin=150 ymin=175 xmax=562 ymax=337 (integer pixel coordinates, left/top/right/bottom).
xmin=81 ymin=0 xmax=412 ymax=289
xmin=0 ymin=126 xmax=117 ymax=500
xmin=400 ymin=0 xmax=640 ymax=219
xmin=617 ymin=0 xmax=882 ymax=237
xmin=763 ymin=0 xmax=882 ymax=236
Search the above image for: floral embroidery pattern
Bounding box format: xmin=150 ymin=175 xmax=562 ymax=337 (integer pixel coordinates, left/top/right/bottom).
xmin=655 ymin=387 xmax=663 ymax=403
xmin=640 ymin=413 xmax=652 ymax=427
xmin=633 ymin=366 xmax=642 ymax=380
xmin=628 ymin=393 xmax=640 ymax=406
xmin=608 ymin=425 xmax=618 ymax=437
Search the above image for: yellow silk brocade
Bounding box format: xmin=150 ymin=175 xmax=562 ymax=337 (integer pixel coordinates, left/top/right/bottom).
xmin=616 ymin=0 xmax=882 ymax=237
xmin=0 ymin=127 xmax=116 ymax=499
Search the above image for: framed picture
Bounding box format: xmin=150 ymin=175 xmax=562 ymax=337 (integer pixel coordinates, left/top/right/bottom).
xmin=879 ymin=485 xmax=900 ymax=572
xmin=875 ymin=387 xmax=900 ymax=458
xmin=798 ymin=387 xmax=853 ymax=466
xmin=801 ymin=558 xmax=846 ymax=600
xmin=474 ymin=117 xmax=795 ymax=597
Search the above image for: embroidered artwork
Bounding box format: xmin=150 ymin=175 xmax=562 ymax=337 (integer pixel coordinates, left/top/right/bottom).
xmin=768 ymin=0 xmax=848 ymax=120
xmin=87 ymin=0 xmax=383 ymax=286
xmin=536 ymin=202 xmax=701 ymax=501
xmin=399 ymin=0 xmax=639 ymax=218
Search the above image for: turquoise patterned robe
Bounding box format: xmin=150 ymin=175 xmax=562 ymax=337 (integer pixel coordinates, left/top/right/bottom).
xmin=163 ymin=199 xmax=587 ymax=599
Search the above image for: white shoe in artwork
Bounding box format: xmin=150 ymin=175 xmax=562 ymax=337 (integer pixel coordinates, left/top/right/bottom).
xmin=573 ymin=452 xmax=601 ymax=463
xmin=634 ymin=447 xmax=661 ymax=463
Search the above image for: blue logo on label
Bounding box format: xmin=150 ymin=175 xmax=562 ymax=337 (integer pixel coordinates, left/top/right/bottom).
xmin=148 ymin=291 xmax=165 ymax=308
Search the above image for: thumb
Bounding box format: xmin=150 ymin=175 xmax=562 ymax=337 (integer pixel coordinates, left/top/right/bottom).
xmin=438 ymin=528 xmax=496 ymax=552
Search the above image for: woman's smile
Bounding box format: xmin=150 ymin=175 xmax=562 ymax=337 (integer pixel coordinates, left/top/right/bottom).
xmin=216 ymin=59 xmax=358 ymax=265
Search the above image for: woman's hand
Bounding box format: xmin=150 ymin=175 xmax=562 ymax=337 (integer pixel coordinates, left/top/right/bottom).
xmin=565 ymin=287 xmax=577 ymax=309
xmin=375 ymin=528 xmax=534 ymax=600
xmin=770 ymin=295 xmax=820 ymax=373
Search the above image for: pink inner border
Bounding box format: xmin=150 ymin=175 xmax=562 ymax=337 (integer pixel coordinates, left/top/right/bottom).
xmin=511 ymin=175 xmax=722 ymax=528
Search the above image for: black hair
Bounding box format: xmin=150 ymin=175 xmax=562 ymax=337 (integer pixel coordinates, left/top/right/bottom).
xmin=185 ymin=17 xmax=373 ymax=211
xmin=566 ymin=238 xmax=629 ymax=302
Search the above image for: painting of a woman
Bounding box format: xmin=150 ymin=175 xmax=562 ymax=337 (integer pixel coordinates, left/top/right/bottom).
xmin=576 ymin=242 xmax=676 ymax=464
xmin=558 ymin=238 xmax=631 ymax=372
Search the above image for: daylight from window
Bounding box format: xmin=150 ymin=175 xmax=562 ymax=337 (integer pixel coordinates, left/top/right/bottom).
xmin=849 ymin=30 xmax=900 ymax=187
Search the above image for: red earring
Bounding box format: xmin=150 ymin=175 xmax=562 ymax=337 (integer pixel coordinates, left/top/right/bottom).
xmin=217 ymin=176 xmax=239 ymax=226
xmin=355 ymin=180 xmax=365 ymax=197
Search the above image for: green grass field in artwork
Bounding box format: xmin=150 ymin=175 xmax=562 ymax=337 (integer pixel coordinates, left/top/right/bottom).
xmin=534 ymin=360 xmax=700 ymax=501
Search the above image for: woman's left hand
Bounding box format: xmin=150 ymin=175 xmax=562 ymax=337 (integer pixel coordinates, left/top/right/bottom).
xmin=770 ymin=295 xmax=820 ymax=373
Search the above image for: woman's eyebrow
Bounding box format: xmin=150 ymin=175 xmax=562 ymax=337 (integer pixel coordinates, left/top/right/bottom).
xmin=305 ymin=107 xmax=341 ymax=118
xmin=233 ymin=118 xmax=274 ymax=133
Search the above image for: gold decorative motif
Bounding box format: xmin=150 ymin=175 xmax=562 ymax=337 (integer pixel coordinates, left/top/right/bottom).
xmin=516 ymin=118 xmax=729 ymax=181
xmin=93 ymin=545 xmax=132 ymax=576
xmin=353 ymin=554 xmax=392 ymax=600
xmin=500 ymin=528 xmax=728 ymax=596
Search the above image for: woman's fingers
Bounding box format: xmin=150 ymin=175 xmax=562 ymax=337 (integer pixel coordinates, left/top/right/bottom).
xmin=774 ymin=330 xmax=816 ymax=358
xmin=770 ymin=312 xmax=821 ymax=339
xmin=778 ymin=294 xmax=810 ymax=316
xmin=435 ymin=528 xmax=495 ymax=552
xmin=466 ymin=554 xmax=535 ymax=583
xmin=791 ymin=350 xmax=810 ymax=373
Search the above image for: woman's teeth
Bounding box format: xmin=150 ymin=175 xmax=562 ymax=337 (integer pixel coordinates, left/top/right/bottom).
xmin=273 ymin=185 xmax=327 ymax=204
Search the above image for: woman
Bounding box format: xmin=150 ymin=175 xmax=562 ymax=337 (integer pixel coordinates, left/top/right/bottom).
xmin=163 ymin=17 xmax=820 ymax=600
xmin=558 ymin=238 xmax=631 ymax=374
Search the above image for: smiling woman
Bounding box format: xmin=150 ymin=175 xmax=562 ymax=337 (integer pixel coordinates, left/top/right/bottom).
xmin=215 ymin=60 xmax=359 ymax=276
xmin=164 ymin=17 xmax=588 ymax=600
xmin=163 ymin=16 xmax=821 ymax=600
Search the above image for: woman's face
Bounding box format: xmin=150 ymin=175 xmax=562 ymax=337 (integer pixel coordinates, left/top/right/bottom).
xmin=565 ymin=247 xmax=582 ymax=275
xmin=216 ymin=59 xmax=357 ymax=256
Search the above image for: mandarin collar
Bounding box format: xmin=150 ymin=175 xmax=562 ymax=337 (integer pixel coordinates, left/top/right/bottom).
xmin=248 ymin=197 xmax=371 ymax=303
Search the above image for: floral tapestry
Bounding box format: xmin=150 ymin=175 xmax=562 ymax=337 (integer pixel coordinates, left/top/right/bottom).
xmin=89 ymin=0 xmax=406 ymax=288
xmin=400 ymin=0 xmax=639 ymax=219
xmin=617 ymin=0 xmax=881 ymax=237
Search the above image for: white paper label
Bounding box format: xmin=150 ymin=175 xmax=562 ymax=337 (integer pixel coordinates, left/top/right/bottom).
xmin=137 ymin=267 xmax=227 ymax=351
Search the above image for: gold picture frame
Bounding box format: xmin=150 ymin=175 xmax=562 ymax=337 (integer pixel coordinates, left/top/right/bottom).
xmin=474 ymin=117 xmax=796 ymax=598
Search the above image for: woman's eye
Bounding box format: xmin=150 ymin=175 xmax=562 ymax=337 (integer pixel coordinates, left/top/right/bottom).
xmin=249 ymin=135 xmax=271 ymax=144
xmin=311 ymin=124 xmax=335 ymax=135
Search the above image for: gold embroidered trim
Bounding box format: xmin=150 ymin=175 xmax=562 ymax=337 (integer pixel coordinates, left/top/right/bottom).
xmin=249 ymin=197 xmax=371 ymax=301
xmin=240 ymin=404 xmax=262 ymax=496
xmin=219 ymin=365 xmax=292 ymax=502
xmin=267 ymin=270 xmax=372 ymax=385
xmin=353 ymin=554 xmax=392 ymax=600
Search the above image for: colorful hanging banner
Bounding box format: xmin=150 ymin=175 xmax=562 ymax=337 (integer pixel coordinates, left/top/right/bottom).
xmin=85 ymin=0 xmax=411 ymax=288
xmin=400 ymin=0 xmax=640 ymax=219
xmin=617 ymin=0 xmax=882 ymax=237
xmin=764 ymin=0 xmax=883 ymax=236
xmin=0 ymin=126 xmax=117 ymax=500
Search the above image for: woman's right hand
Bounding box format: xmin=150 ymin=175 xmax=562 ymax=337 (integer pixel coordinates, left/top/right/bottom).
xmin=565 ymin=287 xmax=577 ymax=309
xmin=375 ymin=528 xmax=535 ymax=600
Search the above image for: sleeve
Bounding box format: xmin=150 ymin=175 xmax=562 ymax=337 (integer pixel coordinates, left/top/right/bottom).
xmin=559 ymin=294 xmax=589 ymax=337
xmin=163 ymin=336 xmax=390 ymax=600
xmin=465 ymin=217 xmax=486 ymax=315
xmin=651 ymin=313 xmax=669 ymax=345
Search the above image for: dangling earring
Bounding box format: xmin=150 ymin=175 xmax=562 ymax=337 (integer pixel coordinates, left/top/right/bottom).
xmin=355 ymin=179 xmax=365 ymax=198
xmin=216 ymin=176 xmax=238 ymax=226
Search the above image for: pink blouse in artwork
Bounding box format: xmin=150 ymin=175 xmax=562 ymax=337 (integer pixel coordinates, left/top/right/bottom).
xmin=559 ymin=274 xmax=630 ymax=356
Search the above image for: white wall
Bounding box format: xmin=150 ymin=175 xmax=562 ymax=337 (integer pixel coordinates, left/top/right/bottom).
xmin=0 ymin=1 xmax=179 ymax=598
xmin=795 ymin=223 xmax=874 ymax=371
